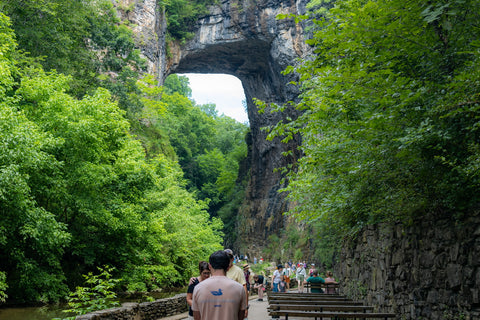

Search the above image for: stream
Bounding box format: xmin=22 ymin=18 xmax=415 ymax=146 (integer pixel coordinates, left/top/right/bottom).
xmin=0 ymin=304 xmax=70 ymax=320
xmin=0 ymin=288 xmax=186 ymax=320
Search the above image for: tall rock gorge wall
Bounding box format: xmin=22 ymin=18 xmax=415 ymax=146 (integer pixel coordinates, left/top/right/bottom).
xmin=335 ymin=212 xmax=480 ymax=319
xmin=117 ymin=0 xmax=309 ymax=254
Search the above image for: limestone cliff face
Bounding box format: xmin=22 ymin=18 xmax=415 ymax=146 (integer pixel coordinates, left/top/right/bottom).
xmin=117 ymin=0 xmax=309 ymax=254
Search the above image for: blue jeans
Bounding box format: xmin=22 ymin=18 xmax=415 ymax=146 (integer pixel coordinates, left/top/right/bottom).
xmin=273 ymin=282 xmax=279 ymax=292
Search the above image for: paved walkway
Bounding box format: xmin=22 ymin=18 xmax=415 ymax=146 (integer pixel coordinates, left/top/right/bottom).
xmin=161 ymin=295 xmax=269 ymax=320
xmin=247 ymin=297 xmax=270 ymax=319
xmin=162 ymin=291 xmax=318 ymax=320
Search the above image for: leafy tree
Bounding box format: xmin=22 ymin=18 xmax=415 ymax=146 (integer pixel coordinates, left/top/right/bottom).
xmin=132 ymin=75 xmax=176 ymax=159
xmin=199 ymin=103 xmax=219 ymax=118
xmin=164 ymin=74 xmax=192 ymax=98
xmin=128 ymin=73 xmax=248 ymax=220
xmin=158 ymin=96 xmax=248 ymax=217
xmin=139 ymin=156 xmax=225 ymax=286
xmin=0 ymin=0 xmax=145 ymax=98
xmin=267 ymin=0 xmax=480 ymax=240
xmin=164 ymin=0 xmax=217 ymax=42
xmin=60 ymin=266 xmax=120 ymax=320
xmin=0 ymin=13 xmax=71 ymax=303
xmin=15 ymin=69 xmax=224 ymax=290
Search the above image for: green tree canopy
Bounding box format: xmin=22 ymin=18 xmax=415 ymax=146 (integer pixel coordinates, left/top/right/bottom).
xmin=0 ymin=0 xmax=145 ymax=98
xmin=0 ymin=14 xmax=223 ymax=302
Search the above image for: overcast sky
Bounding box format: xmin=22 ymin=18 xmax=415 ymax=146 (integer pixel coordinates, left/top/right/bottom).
xmin=181 ymin=73 xmax=249 ymax=124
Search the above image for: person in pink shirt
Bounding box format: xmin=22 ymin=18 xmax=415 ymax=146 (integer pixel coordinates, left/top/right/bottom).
xmin=325 ymin=270 xmax=337 ymax=294
xmin=192 ymin=250 xmax=247 ymax=320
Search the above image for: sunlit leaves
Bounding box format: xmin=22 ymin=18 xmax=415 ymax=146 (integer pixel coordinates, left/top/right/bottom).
xmin=0 ymin=97 xmax=70 ymax=302
xmin=0 ymin=23 xmax=224 ymax=303
xmin=63 ymin=266 xmax=120 ymax=318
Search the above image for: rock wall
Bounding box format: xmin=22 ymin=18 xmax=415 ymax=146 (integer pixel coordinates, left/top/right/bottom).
xmin=115 ymin=0 xmax=167 ymax=81
xmin=335 ymin=212 xmax=480 ymax=319
xmin=76 ymin=293 xmax=187 ymax=320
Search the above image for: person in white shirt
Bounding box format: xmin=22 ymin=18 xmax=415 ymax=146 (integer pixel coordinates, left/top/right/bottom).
xmin=271 ymin=264 xmax=283 ymax=292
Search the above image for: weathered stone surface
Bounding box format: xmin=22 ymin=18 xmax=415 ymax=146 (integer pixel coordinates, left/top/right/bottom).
xmin=115 ymin=0 xmax=166 ymax=78
xmin=335 ymin=211 xmax=480 ymax=319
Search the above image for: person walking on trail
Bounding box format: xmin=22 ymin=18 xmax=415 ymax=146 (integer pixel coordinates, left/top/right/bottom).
xmin=283 ymin=264 xmax=291 ymax=291
xmin=271 ymin=264 xmax=283 ymax=292
xmin=243 ymin=263 xmax=251 ymax=293
xmin=225 ymin=249 xmax=249 ymax=318
xmin=296 ymin=263 xmax=307 ymax=293
xmin=186 ymin=261 xmax=210 ymax=320
xmin=304 ymin=269 xmax=338 ymax=293
xmin=192 ymin=250 xmax=247 ymax=320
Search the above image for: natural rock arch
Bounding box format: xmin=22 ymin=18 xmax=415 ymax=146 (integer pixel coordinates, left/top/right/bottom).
xmin=123 ymin=0 xmax=310 ymax=253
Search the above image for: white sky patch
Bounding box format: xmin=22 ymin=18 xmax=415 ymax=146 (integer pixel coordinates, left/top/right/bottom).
xmin=180 ymin=73 xmax=249 ymax=124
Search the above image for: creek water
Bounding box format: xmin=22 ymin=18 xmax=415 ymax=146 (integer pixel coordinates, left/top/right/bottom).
xmin=0 ymin=304 xmax=71 ymax=320
xmin=0 ymin=288 xmax=186 ymax=320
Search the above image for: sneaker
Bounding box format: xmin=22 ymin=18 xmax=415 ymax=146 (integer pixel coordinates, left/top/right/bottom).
xmin=257 ymin=298 xmax=263 ymax=301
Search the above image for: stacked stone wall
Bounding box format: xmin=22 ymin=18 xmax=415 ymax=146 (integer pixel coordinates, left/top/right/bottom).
xmin=76 ymin=293 xmax=187 ymax=320
xmin=335 ymin=212 xmax=480 ymax=319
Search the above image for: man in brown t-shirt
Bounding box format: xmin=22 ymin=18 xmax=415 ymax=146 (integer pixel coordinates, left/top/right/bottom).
xmin=192 ymin=250 xmax=247 ymax=320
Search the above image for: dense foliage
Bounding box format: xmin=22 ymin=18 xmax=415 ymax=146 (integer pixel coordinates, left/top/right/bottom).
xmin=0 ymin=0 xmax=145 ymax=98
xmin=132 ymin=74 xmax=249 ymax=216
xmin=265 ymin=0 xmax=480 ymax=265
xmin=0 ymin=1 xmax=247 ymax=302
xmin=61 ymin=266 xmax=120 ymax=320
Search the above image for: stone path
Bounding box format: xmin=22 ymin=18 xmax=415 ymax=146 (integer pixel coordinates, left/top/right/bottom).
xmin=161 ymin=291 xmax=318 ymax=320
xmin=247 ymin=297 xmax=270 ymax=319
xmin=161 ymin=295 xmax=269 ymax=320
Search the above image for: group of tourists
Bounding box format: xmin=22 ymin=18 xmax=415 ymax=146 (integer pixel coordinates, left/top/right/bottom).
xmin=270 ymin=262 xmax=337 ymax=293
xmin=185 ymin=249 xmax=252 ymax=320
xmin=185 ymin=250 xmax=337 ymax=320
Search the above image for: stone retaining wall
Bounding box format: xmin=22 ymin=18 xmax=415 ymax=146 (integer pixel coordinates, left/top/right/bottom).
xmin=76 ymin=293 xmax=187 ymax=320
xmin=335 ymin=211 xmax=480 ymax=319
